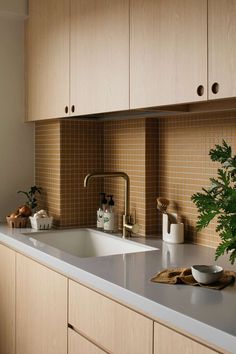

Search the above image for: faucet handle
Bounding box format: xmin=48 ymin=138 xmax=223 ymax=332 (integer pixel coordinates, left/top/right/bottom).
xmin=123 ymin=214 xmax=139 ymax=237
xmin=124 ymin=222 xmax=139 ymax=235
xmin=131 ymin=223 xmax=139 ymax=234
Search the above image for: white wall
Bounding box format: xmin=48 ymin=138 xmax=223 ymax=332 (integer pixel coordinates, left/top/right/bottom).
xmin=0 ymin=0 xmax=27 ymax=16
xmin=0 ymin=1 xmax=34 ymax=222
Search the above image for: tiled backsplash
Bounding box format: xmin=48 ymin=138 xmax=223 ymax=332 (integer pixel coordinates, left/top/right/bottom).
xmin=35 ymin=110 xmax=236 ymax=248
xmin=35 ymin=119 xmax=103 ymax=228
xmin=35 ymin=120 xmax=61 ymax=226
xmin=158 ymin=111 xmax=236 ymax=247
xmin=104 ymin=119 xmax=146 ymax=235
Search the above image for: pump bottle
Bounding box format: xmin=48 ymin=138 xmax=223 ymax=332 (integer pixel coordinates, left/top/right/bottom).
xmin=104 ymin=195 xmax=116 ymax=232
xmin=97 ymin=193 xmax=107 ymax=228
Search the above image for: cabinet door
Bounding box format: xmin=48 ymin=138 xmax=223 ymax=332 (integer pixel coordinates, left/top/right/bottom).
xmin=208 ymin=0 xmax=236 ymax=99
xmin=69 ymin=280 xmax=153 ymax=354
xmin=68 ymin=328 xmax=106 ymax=354
xmin=154 ymin=322 xmax=217 ymax=354
xmin=0 ymin=244 xmax=15 ymax=354
xmin=16 ymin=254 xmax=67 ymax=354
xmin=26 ymin=0 xmax=70 ymax=121
xmin=130 ymin=0 xmax=207 ymax=108
xmin=70 ymin=0 xmax=129 ymax=116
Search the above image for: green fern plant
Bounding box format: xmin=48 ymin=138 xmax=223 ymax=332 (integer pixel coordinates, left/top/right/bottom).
xmin=17 ymin=185 xmax=42 ymax=211
xmin=191 ymin=140 xmax=236 ymax=264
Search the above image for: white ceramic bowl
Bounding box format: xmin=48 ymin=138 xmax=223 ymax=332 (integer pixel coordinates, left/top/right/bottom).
xmin=191 ymin=265 xmax=223 ymax=284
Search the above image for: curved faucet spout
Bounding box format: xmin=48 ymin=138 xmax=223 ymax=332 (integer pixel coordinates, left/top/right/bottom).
xmin=84 ymin=172 xmax=137 ymax=237
xmin=84 ymin=172 xmax=129 ymax=215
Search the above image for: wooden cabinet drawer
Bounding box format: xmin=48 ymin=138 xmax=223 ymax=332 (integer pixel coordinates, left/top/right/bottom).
xmin=69 ymin=280 xmax=152 ymax=354
xmin=68 ymin=328 xmax=105 ymax=354
xmin=154 ymin=322 xmax=218 ymax=354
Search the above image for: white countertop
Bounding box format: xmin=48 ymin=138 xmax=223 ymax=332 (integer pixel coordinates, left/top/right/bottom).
xmin=0 ymin=225 xmax=235 ymax=353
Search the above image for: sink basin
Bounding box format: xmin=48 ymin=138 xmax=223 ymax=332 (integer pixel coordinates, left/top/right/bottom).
xmin=26 ymin=228 xmax=158 ymax=258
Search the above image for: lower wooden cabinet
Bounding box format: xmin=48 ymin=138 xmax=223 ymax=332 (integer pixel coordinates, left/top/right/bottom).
xmin=154 ymin=322 xmax=218 ymax=354
xmin=69 ymin=280 xmax=153 ymax=354
xmin=0 ymin=244 xmax=15 ymax=354
xmin=16 ymin=254 xmax=68 ymax=354
xmin=0 ymin=243 xmax=224 ymax=354
xmin=68 ymin=328 xmax=106 ymax=354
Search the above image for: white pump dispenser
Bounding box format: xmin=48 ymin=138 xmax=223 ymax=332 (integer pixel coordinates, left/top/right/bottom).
xmin=97 ymin=193 xmax=107 ymax=229
xmin=104 ymin=195 xmax=116 ymax=232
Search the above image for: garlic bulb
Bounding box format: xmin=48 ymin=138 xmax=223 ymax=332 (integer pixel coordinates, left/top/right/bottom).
xmin=34 ymin=209 xmax=48 ymax=218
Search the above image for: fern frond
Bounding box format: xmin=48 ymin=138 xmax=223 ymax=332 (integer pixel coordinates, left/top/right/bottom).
xmin=192 ymin=140 xmax=236 ymax=264
xmin=229 ymin=250 xmax=236 ymax=265
xmin=196 ymin=211 xmax=218 ymax=230
xmin=209 ymin=140 xmax=231 ymax=163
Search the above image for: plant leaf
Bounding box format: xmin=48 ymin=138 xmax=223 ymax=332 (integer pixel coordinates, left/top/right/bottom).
xmin=196 ymin=211 xmax=218 ymax=230
xmin=192 ymin=140 xmax=236 ymax=264
xmin=209 ymin=140 xmax=231 ymax=163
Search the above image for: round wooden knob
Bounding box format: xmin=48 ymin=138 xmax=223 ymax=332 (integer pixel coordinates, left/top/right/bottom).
xmin=197 ymin=85 xmax=204 ymax=97
xmin=211 ymin=82 xmax=219 ymax=94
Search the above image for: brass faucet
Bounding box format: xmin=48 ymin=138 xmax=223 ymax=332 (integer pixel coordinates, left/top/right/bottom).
xmin=84 ymin=172 xmax=139 ymax=238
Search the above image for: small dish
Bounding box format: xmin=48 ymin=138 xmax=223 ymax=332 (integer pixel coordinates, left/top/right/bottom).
xmin=191 ymin=265 xmax=223 ymax=284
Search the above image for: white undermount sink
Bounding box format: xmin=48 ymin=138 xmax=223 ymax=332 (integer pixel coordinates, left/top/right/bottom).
xmin=26 ymin=228 xmax=158 ymax=258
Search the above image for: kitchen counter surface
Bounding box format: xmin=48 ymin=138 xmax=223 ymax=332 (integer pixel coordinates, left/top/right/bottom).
xmin=0 ymin=224 xmax=235 ymax=353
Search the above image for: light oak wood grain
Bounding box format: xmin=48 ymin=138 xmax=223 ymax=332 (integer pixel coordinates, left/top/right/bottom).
xmin=26 ymin=0 xmax=70 ymax=121
xmin=16 ymin=254 xmax=67 ymax=354
xmin=0 ymin=244 xmax=15 ymax=354
xmin=69 ymin=280 xmax=153 ymax=354
xmin=208 ymin=0 xmax=236 ymax=100
xmin=130 ymin=0 xmax=207 ymax=108
xmin=70 ymin=0 xmax=129 ymax=116
xmin=154 ymin=322 xmax=218 ymax=354
xmin=68 ymin=328 xmax=106 ymax=354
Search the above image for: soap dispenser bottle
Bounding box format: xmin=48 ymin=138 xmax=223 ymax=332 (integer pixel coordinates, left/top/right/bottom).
xmin=104 ymin=195 xmax=116 ymax=232
xmin=97 ymin=193 xmax=107 ymax=229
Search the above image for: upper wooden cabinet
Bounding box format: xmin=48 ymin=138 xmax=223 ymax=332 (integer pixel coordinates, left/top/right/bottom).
xmin=70 ymin=0 xmax=129 ymax=116
xmin=26 ymin=0 xmax=129 ymax=121
xmin=26 ymin=0 xmax=70 ymax=121
xmin=208 ymin=0 xmax=236 ymax=99
xmin=130 ymin=0 xmax=208 ymax=109
xmin=26 ymin=0 xmax=236 ymax=120
xmin=130 ymin=0 xmax=236 ymax=108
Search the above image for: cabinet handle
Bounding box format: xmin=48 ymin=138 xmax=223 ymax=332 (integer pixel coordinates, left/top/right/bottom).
xmin=71 ymin=105 xmax=75 ymax=113
xmin=65 ymin=106 xmax=69 ymax=114
xmin=211 ymin=82 xmax=219 ymax=94
xmin=196 ymin=85 xmax=204 ymax=97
